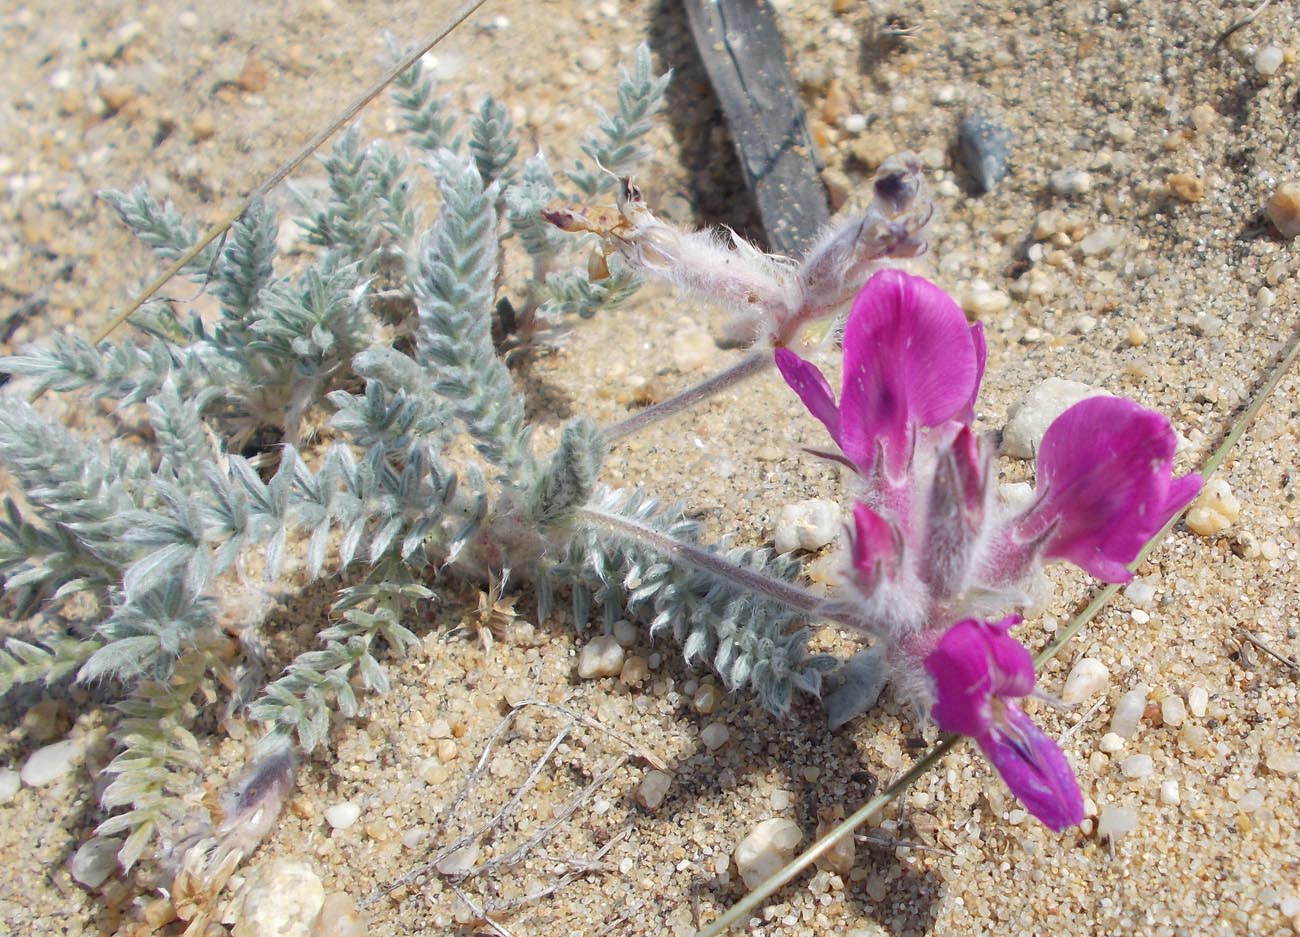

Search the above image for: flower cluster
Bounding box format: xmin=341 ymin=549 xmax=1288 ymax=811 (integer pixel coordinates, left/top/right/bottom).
xmin=777 ymin=268 xmax=1201 ymax=831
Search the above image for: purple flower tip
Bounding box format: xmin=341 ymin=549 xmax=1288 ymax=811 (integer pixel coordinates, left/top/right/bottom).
xmin=925 ymin=618 xmax=1085 ymax=832
xmin=1018 ymin=396 xmax=1202 ymax=583
xmin=775 ymin=270 xmax=983 ymax=479
xmin=850 ymin=502 xmax=901 ymax=588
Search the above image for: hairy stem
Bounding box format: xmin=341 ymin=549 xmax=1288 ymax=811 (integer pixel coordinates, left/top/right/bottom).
xmin=602 ymin=347 xmax=770 ymax=442
xmin=578 ymin=502 xmax=875 ymax=634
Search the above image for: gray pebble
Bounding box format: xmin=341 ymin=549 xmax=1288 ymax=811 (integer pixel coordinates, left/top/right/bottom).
xmin=958 ymin=113 xmax=1013 ymax=194
xmin=1049 ymin=168 xmax=1093 ymax=197
xmin=71 ymin=837 xmax=122 ymax=889
xmin=1001 ymin=378 xmax=1107 ymax=459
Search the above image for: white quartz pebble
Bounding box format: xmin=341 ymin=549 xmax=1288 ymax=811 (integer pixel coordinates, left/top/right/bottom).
xmin=636 ymin=770 xmax=672 ymax=809
xmin=1099 ymin=732 xmax=1125 ymax=753
xmin=20 ymin=739 xmax=81 ymax=787
xmin=1161 ymin=695 xmax=1187 ymax=728
xmin=1002 ymin=379 xmax=1106 ymax=459
xmin=324 ymin=801 xmax=361 ymax=831
xmin=1110 ymin=685 xmax=1149 ymax=739
xmin=1061 ymin=658 xmax=1110 ymax=705
xmin=577 ymin=635 xmax=625 ymax=679
xmin=1096 ymin=805 xmax=1139 ymax=842
xmin=773 ymin=500 xmax=840 ymax=554
xmin=1159 ymin=780 xmax=1181 ymax=805
xmin=0 ymin=767 xmax=19 ymax=803
xmin=1121 ymin=754 xmax=1154 ymax=779
xmin=233 ymin=860 xmax=325 ymax=937
xmin=1187 ymin=686 xmax=1208 ymax=718
xmin=734 ymin=818 xmax=803 ymax=889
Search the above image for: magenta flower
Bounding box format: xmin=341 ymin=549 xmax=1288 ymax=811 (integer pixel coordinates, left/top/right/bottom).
xmin=775 ymin=268 xmax=985 ymax=481
xmin=1012 ymin=397 xmax=1202 ymax=583
xmin=925 ymin=616 xmax=1084 ymax=832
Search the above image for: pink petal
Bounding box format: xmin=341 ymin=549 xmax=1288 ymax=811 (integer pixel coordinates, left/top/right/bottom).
xmin=849 ymin=501 xmax=900 ymax=588
xmin=925 ymin=620 xmax=995 ymax=737
xmin=926 ymin=616 xmax=1032 ymax=738
xmin=839 ymin=270 xmax=980 ymax=477
xmin=774 ymin=347 xmax=841 ymax=447
xmin=977 ymin=705 xmax=1085 ymax=832
xmin=1024 ymin=397 xmax=1202 ymax=582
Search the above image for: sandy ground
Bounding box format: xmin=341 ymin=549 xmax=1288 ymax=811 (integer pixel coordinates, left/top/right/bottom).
xmin=1 ymin=0 xmax=1299 ymax=934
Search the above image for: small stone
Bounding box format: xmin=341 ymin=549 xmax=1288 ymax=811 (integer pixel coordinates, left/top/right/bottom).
xmin=1126 ymin=325 xmax=1148 ymax=347
xmin=1167 ymin=173 xmax=1205 ymax=203
xmin=99 ymin=84 xmax=137 ymax=114
xmin=850 ymin=131 xmax=897 ymax=172
xmin=435 ymin=839 xmax=480 ymax=876
xmin=1080 ymin=225 xmax=1126 ymax=256
xmin=700 ymin=722 xmax=730 ymax=751
xmin=957 ymin=113 xmax=1013 ymax=194
xmin=619 ymin=655 xmax=648 ymax=686
xmin=1160 ymin=695 xmax=1187 ymax=728
xmin=20 ymin=739 xmax=81 ymax=787
xmin=814 ymin=806 xmax=855 ymax=875
xmin=577 ymin=46 xmax=609 ymax=73
xmin=636 ymin=770 xmax=672 ymax=809
xmin=1096 ymin=805 xmax=1138 ymax=842
xmin=71 ymin=837 xmax=122 ymax=889
xmin=1253 ymin=45 xmax=1284 ymax=77
xmin=0 ymin=768 xmax=19 ymax=803
xmin=1099 ymin=732 xmax=1125 ymax=754
xmin=1185 ymin=478 xmax=1240 ymax=536
xmin=1266 ymin=181 xmax=1300 ymax=239
xmin=577 ymin=634 xmax=625 ymax=679
xmin=1002 ymin=378 xmax=1106 ymax=459
xmin=428 ymin=718 xmax=451 ymax=739
xmin=774 ymin=499 xmax=839 ymax=554
xmin=436 ymin=739 xmax=458 ymax=762
xmin=1123 ymin=580 xmax=1157 ymax=607
xmin=1238 ymin=789 xmax=1265 ymax=812
xmin=192 ymin=111 xmax=217 ymax=142
xmin=237 ymin=55 xmax=270 ymax=93
xmin=1061 ymin=658 xmax=1110 ymax=704
xmin=670 ymin=327 xmax=714 ymax=372
xmin=734 ymin=818 xmax=803 ymax=889
xmin=613 ymin=619 xmax=639 ymax=647
xmin=503 ymin=683 xmax=530 ymax=707
xmin=693 ymin=683 xmax=724 ymax=715
xmin=1033 ymin=209 xmax=1067 ymax=240
xmin=1111 ymin=685 xmax=1149 ymax=739
xmin=310 ymin=892 xmax=368 ymax=937
xmin=1048 ymin=168 xmax=1093 ymax=197
xmin=1190 ymin=103 xmax=1219 ymax=133
xmin=1159 ymin=779 xmax=1181 ymax=805
xmin=233 ymin=860 xmax=325 ymax=937
xmin=1073 ymin=314 xmax=1098 ymax=334
xmin=1187 ymin=686 xmax=1208 ymax=718
xmin=1130 ymin=609 xmax=1150 ymax=625
xmin=324 ymin=801 xmax=361 ymax=831
xmin=841 ymin=113 xmax=868 ymax=134
xmin=1265 ymin=751 xmax=1300 ymax=775
xmin=1121 ymin=754 xmax=1154 ymax=779
xmin=962 ymin=284 xmax=1012 ymax=317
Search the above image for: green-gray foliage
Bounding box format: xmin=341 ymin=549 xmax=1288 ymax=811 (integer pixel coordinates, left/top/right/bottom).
xmin=0 ymin=46 xmax=824 ymax=883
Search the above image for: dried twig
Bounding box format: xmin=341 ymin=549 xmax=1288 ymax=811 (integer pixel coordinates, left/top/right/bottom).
xmin=463 ymin=755 xmax=629 ymax=878
xmin=1236 ymin=630 xmax=1300 ymax=675
xmin=1058 ymin=696 xmax=1107 ymax=744
xmin=1211 ymin=0 xmax=1274 ymax=51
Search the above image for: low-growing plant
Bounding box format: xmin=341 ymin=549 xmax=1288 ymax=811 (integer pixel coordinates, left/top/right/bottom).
xmin=0 ymin=37 xmax=1204 ymax=934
